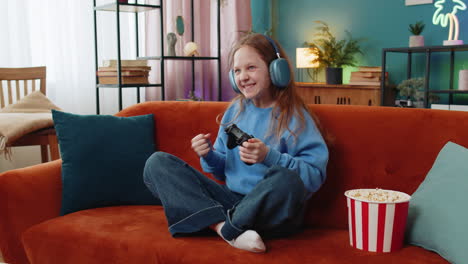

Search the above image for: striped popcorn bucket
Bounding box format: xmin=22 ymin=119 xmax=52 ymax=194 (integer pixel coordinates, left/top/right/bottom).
xmin=344 ymin=189 xmax=411 ymax=253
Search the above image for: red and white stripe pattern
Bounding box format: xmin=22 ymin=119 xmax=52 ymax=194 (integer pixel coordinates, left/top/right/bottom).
xmin=347 ymin=197 xmax=409 ymax=253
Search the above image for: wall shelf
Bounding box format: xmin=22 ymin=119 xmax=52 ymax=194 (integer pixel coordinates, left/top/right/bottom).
xmin=97 ymin=84 xmax=163 ymax=88
xmin=95 ymin=3 xmax=161 ymax=13
xmin=381 ymin=44 xmax=468 ymax=108
xmin=431 ymin=90 xmax=468 ymax=93
xmin=93 ymin=0 xmax=221 ymax=114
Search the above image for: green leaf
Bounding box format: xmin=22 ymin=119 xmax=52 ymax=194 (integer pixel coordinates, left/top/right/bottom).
xmin=307 ymin=21 xmax=365 ymax=68
xmin=409 ymin=21 xmax=425 ymax=35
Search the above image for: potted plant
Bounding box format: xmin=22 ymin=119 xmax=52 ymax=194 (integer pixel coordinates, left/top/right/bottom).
xmin=305 ymin=21 xmax=364 ymax=84
xmin=396 ymin=77 xmax=439 ymax=107
xmin=409 ymin=21 xmax=425 ymax=47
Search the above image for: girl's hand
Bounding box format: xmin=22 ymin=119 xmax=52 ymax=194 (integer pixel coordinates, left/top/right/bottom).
xmin=191 ymin=133 xmax=212 ymax=158
xmin=239 ymin=138 xmax=269 ymax=164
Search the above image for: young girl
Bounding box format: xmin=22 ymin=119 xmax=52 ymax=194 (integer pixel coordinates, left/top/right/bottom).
xmin=143 ymin=33 xmax=328 ymax=253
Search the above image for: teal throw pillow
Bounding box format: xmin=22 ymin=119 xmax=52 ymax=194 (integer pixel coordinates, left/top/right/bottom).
xmin=52 ymin=110 xmax=160 ymax=215
xmin=406 ymin=141 xmax=468 ymax=264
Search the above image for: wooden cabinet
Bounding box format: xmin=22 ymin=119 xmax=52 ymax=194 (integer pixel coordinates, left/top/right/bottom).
xmin=295 ymin=82 xmax=392 ymax=106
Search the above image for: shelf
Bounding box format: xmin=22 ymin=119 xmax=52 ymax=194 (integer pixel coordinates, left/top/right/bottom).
xmin=137 ymin=56 xmax=162 ymax=60
xmin=94 ymin=0 xmax=222 ymax=114
xmin=97 ymin=83 xmax=162 ymax=88
xmin=164 ymin=56 xmax=220 ymax=60
xmin=383 ymin=44 xmax=468 ymax=53
xmin=382 ymin=44 xmax=468 ymax=108
xmin=429 ymin=90 xmax=468 ymax=94
xmin=95 ymin=3 xmax=160 ymax=13
xmin=137 ymin=56 xmax=220 ymax=61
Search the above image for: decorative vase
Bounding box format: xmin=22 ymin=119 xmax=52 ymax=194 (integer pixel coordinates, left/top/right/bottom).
xmin=458 ymin=70 xmax=468 ymax=90
xmin=176 ymin=16 xmax=185 ymax=36
xmin=409 ymin=35 xmax=424 ymax=47
xmin=167 ymin=33 xmax=177 ymax=56
xmin=326 ymin=67 xmax=343 ymax=85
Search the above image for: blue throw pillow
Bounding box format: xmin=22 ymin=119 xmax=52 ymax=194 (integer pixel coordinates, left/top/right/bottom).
xmin=52 ymin=110 xmax=160 ymax=215
xmin=406 ymin=141 xmax=468 ymax=263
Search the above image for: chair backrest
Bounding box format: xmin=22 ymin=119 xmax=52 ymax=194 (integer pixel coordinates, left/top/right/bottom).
xmin=0 ymin=66 xmax=46 ymax=108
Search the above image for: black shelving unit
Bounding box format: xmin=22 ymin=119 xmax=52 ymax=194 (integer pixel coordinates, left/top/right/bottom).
xmin=381 ymin=44 xmax=468 ymax=108
xmin=93 ymin=0 xmax=221 ymax=114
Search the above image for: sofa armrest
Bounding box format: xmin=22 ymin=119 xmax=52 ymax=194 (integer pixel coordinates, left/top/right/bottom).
xmin=0 ymin=160 xmax=62 ymax=264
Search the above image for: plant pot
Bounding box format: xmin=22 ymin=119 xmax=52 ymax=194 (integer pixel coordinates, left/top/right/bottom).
xmin=409 ymin=35 xmax=424 ymax=47
xmin=326 ymin=67 xmax=343 ymax=85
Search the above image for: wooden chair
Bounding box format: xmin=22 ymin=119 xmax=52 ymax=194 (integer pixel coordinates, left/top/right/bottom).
xmin=0 ymin=67 xmax=60 ymax=162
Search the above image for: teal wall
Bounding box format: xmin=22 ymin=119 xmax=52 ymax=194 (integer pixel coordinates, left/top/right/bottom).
xmin=251 ymin=0 xmax=272 ymax=35
xmin=251 ymin=0 xmax=468 ymax=105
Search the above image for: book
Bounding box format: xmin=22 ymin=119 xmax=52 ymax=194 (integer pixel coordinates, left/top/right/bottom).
xmin=98 ymin=76 xmax=149 ymax=84
xmin=431 ymin=104 xmax=450 ymax=110
xmin=431 ymin=104 xmax=468 ymax=111
xmin=97 ymin=71 xmax=149 ymax=77
xmin=449 ymin=105 xmax=468 ymax=111
xmin=350 ymin=75 xmax=383 ymax=81
xmin=348 ymin=81 xmax=381 ymax=86
xmin=98 ymin=66 xmax=151 ymax=72
xmin=351 ymin=71 xmax=387 ymax=78
xmin=102 ymin=60 xmax=148 ymax=67
xmin=350 ymin=71 xmax=388 ymax=82
xmin=350 ymin=76 xmax=381 ymax=82
xmin=358 ymin=66 xmax=382 ymax=72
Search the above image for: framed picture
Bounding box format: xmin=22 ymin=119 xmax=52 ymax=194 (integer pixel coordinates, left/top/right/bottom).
xmin=406 ymin=0 xmax=433 ymax=5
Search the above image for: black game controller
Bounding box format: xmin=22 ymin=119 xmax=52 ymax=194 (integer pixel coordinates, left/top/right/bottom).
xmin=224 ymin=124 xmax=254 ymax=165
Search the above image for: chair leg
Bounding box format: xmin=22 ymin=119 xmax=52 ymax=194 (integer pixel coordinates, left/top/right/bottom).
xmin=48 ymin=134 xmax=60 ymax=161
xmin=40 ymin=145 xmax=48 ymax=163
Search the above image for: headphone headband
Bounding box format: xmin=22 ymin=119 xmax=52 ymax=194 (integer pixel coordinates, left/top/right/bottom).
xmin=263 ymin=35 xmax=281 ymax=59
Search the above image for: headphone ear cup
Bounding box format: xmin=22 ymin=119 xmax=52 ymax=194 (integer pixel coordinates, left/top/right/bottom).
xmin=269 ymin=58 xmax=291 ymax=89
xmin=229 ymin=69 xmax=241 ymax=94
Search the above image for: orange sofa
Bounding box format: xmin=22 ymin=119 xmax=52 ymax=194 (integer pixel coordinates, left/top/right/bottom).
xmin=2 ymin=101 xmax=465 ymax=264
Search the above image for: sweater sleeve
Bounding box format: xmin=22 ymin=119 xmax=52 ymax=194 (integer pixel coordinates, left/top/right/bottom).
xmin=200 ymin=142 xmax=226 ymax=181
xmin=200 ymin=110 xmax=231 ymax=181
xmin=262 ymin=116 xmax=329 ymax=196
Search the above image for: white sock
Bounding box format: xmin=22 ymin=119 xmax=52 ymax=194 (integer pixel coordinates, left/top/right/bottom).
xmin=213 ymin=222 xmax=266 ymax=253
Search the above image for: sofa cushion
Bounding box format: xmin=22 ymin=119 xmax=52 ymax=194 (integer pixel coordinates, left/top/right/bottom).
xmin=22 ymin=206 xmax=448 ymax=264
xmin=406 ymin=141 xmax=468 ymax=264
xmin=52 ymin=110 xmax=160 ymax=215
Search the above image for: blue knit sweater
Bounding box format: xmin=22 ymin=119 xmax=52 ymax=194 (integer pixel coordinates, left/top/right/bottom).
xmin=201 ymin=100 xmax=328 ymax=199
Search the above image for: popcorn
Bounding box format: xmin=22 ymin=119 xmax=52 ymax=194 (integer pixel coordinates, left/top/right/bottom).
xmin=347 ymin=188 xmax=408 ymax=203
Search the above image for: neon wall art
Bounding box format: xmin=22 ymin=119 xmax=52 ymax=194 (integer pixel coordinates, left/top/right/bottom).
xmin=433 ymin=0 xmax=467 ymax=45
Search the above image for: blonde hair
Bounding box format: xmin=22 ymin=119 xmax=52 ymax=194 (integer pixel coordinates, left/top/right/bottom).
xmin=218 ymin=33 xmax=321 ymax=143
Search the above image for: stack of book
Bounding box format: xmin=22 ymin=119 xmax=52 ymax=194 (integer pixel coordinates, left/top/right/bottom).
xmin=349 ymin=66 xmax=387 ymax=86
xmin=98 ymin=60 xmax=151 ymax=84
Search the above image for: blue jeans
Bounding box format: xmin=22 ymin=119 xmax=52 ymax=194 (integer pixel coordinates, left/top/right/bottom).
xmin=143 ymin=152 xmax=308 ymax=241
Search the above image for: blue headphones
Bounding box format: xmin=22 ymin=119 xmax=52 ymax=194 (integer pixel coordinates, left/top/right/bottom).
xmin=229 ymin=35 xmax=291 ymax=94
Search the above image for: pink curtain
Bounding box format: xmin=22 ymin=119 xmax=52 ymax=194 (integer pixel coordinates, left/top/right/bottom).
xmin=145 ymin=0 xmax=252 ymax=101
